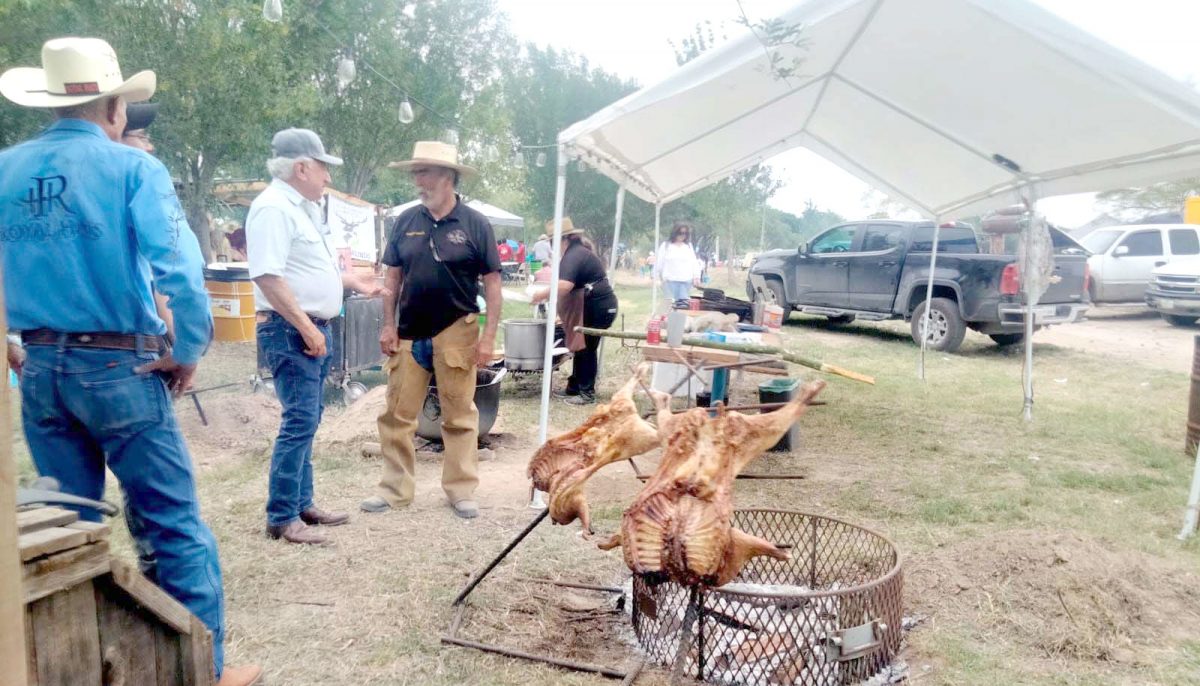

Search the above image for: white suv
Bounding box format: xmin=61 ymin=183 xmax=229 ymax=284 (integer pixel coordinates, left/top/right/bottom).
xmin=1147 ymin=258 xmax=1200 ymax=326
xmin=1081 ymin=224 xmax=1200 ymax=303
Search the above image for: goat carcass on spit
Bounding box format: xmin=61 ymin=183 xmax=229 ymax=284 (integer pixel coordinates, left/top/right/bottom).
xmin=600 ymin=380 xmax=826 ymax=587
xmin=527 ymin=366 xmax=659 ymax=534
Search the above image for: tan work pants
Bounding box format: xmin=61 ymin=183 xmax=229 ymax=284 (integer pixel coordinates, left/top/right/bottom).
xmin=376 ymin=314 xmax=480 ymax=506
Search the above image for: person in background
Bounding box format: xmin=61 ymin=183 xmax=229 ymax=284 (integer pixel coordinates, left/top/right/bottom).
xmin=362 ymin=141 xmax=502 ymax=519
xmin=0 ymin=37 xmax=259 ymax=685
xmin=497 ymin=238 xmax=514 ymax=262
xmin=533 ymin=232 xmax=553 ymax=265
xmin=531 ymin=218 xmax=618 ymax=405
xmin=247 ymin=128 xmax=381 ymax=546
xmin=653 ymin=220 xmax=701 ymax=306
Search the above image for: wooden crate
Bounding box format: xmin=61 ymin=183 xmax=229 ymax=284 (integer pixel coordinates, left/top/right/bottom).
xmin=19 ymin=507 xmax=214 ymax=686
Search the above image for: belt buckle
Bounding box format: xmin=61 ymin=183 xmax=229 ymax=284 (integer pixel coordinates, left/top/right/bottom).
xmin=77 ymin=334 xmax=94 ymax=343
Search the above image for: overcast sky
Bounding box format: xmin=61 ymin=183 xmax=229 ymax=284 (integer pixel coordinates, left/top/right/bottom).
xmin=496 ymin=0 xmax=1200 ymax=226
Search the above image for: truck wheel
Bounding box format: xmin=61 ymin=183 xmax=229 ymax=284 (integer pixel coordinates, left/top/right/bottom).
xmin=826 ymin=314 xmax=856 ymax=325
xmin=911 ymin=298 xmax=967 ymax=352
xmin=1163 ymin=314 xmax=1199 ymax=327
xmin=989 ymin=333 xmax=1025 ymax=346
xmin=764 ymin=279 xmax=789 ymax=312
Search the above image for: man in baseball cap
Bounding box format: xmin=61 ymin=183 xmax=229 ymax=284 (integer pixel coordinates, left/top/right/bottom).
xmin=0 ymin=37 xmax=260 ymax=686
xmin=247 ymin=127 xmax=379 ymax=546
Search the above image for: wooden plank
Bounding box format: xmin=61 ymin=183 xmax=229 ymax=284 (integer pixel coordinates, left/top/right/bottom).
xmin=154 ymin=626 xmax=183 ymax=686
xmin=182 ymin=615 xmax=215 ymax=686
xmin=1 ymin=271 xmax=29 ymax=686
xmin=641 ymin=344 xmax=788 ymax=376
xmin=110 ymin=559 xmax=192 ymax=634
xmin=23 ymin=610 xmax=38 ymax=686
xmin=27 ymin=581 xmax=102 ymax=685
xmin=16 ymin=508 xmax=79 ymax=535
xmin=64 ymin=521 xmax=110 ymax=543
xmin=22 ymin=542 xmax=110 ymax=604
xmin=95 ymin=575 xmax=161 ymax=686
xmin=18 ymin=527 xmax=89 ymax=562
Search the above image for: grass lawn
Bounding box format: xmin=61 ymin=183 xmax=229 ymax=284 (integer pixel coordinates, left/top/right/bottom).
xmin=12 ymin=270 xmax=1200 ymax=685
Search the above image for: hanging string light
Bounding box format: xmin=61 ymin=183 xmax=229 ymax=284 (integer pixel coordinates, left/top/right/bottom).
xmin=262 ymin=0 xmax=283 ymax=23
xmin=577 ymin=158 xmax=588 ymax=173
xmin=535 ymin=151 xmax=547 ymax=167
xmin=398 ymin=98 xmax=415 ymax=124
xmin=512 ymin=148 xmax=525 ymax=168
xmin=336 ymin=55 xmax=357 ymax=89
xmin=444 ymin=129 xmax=460 ymax=146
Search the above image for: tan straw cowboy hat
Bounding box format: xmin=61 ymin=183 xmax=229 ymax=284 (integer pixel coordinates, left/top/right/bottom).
xmin=545 ymin=217 xmax=583 ymax=237
xmin=388 ymin=141 xmax=477 ymax=178
xmin=0 ymin=37 xmax=155 ymax=108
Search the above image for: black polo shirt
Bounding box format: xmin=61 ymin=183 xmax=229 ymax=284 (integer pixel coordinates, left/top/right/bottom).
xmin=382 ymin=196 xmax=501 ymax=339
xmin=558 ymin=241 xmax=613 ymax=299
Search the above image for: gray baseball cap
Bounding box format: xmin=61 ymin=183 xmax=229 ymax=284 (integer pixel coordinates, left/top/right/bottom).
xmin=271 ymin=127 xmax=343 ymax=166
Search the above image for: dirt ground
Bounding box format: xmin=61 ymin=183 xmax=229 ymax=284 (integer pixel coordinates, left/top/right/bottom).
xmin=1035 ymin=306 xmax=1196 ymax=374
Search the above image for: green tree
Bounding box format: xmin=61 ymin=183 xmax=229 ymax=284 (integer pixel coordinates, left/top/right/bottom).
xmin=506 ymin=46 xmax=651 ymax=257
xmin=1097 ymin=178 xmax=1200 ymax=220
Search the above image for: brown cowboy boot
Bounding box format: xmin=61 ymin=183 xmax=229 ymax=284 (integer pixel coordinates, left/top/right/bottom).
xmin=266 ymin=520 xmax=329 ymax=546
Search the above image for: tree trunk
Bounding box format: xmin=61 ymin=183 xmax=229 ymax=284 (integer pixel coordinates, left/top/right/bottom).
xmin=179 ymin=156 xmax=213 ymax=264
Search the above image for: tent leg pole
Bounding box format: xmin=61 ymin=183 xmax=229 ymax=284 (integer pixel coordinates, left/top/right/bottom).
xmin=1179 ymin=438 xmax=1200 ymax=540
xmin=651 ymin=202 xmax=662 ymax=315
xmin=919 ymin=215 xmax=942 ymax=380
xmin=1021 ymin=186 xmax=1038 ymax=422
xmin=533 ymin=150 xmax=568 ymax=507
xmin=597 ymin=186 xmax=626 ymax=379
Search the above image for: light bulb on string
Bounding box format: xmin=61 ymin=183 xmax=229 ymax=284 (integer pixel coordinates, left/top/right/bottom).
xmin=398 ymin=98 xmax=415 ymax=124
xmin=444 ymin=129 xmax=459 ymax=146
xmin=262 ymin=0 xmax=282 ymax=22
xmin=512 ymin=149 xmax=525 ymax=168
xmin=577 ymin=158 xmax=588 ymax=173
xmin=535 ymin=151 xmax=547 ymax=167
xmin=336 ymin=55 xmax=356 ymax=89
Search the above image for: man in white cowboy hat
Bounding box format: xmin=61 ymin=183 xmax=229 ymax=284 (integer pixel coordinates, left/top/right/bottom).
xmin=360 ymin=141 xmax=502 ymax=519
xmin=247 ymin=127 xmax=381 ymax=546
xmin=0 ymin=38 xmax=260 ymax=686
xmin=533 ymin=231 xmax=553 ymax=265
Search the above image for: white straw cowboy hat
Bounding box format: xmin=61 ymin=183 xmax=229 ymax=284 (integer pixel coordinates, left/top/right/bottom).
xmin=0 ymin=37 xmax=155 ymax=109
xmin=388 ymin=141 xmax=477 ymax=178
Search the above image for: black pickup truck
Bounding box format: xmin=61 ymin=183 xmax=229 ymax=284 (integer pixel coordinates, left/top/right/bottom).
xmin=746 ymin=220 xmax=1090 ymax=351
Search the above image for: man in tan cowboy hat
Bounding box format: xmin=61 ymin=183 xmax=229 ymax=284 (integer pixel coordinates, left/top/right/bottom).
xmin=361 ymin=141 xmax=502 ymax=519
xmin=0 ymin=37 xmax=260 ymax=686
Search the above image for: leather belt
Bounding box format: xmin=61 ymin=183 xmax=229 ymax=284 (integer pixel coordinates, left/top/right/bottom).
xmin=21 ymin=329 xmax=168 ymax=353
xmin=257 ymin=311 xmax=332 ymax=328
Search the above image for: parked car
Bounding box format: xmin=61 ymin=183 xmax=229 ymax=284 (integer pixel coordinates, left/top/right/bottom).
xmin=747 ymin=220 xmax=1090 ymax=352
xmin=1080 ymin=223 xmax=1200 ymax=303
xmin=1146 ymin=258 xmax=1200 ymax=326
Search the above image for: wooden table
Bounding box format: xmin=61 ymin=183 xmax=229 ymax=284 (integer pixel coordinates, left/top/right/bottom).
xmin=639 ymin=330 xmax=789 ymax=402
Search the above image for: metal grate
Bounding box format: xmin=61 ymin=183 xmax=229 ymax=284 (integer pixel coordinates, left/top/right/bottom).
xmin=631 ymin=510 xmax=903 ymax=685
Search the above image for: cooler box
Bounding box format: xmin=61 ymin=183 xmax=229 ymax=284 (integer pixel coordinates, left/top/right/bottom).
xmin=759 ymin=377 xmax=803 ymax=452
xmin=204 ymin=265 xmax=255 ymax=343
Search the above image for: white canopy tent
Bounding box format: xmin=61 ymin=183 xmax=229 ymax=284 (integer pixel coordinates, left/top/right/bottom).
xmin=387 ymin=198 xmax=525 ymax=230
xmin=536 ymin=0 xmax=1200 ymax=444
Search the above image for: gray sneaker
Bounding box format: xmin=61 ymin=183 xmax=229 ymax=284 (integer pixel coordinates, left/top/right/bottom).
xmin=360 ymin=496 xmax=392 ymax=513
xmin=451 ymin=500 xmax=479 ymax=519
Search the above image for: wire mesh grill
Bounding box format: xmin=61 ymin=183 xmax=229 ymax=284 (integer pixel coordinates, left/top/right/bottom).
xmin=631 ymin=510 xmax=903 ymax=685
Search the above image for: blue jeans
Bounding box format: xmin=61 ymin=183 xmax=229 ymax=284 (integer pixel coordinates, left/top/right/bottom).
xmin=663 ymin=280 xmax=691 ymax=303
xmin=20 ymin=343 xmax=226 ymax=676
xmin=258 ymin=316 xmax=332 ymax=528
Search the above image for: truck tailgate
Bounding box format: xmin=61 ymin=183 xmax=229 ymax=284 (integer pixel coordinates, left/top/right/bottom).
xmin=1040 ymin=254 xmax=1089 ymax=304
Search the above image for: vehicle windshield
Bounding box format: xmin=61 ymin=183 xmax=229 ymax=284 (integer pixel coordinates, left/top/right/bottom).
xmin=1080 ymin=229 xmax=1123 ymax=254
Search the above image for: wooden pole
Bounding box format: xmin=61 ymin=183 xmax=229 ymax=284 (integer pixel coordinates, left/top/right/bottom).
xmin=0 ymin=275 xmax=29 ymax=686
xmin=576 ymin=327 xmax=876 ymax=385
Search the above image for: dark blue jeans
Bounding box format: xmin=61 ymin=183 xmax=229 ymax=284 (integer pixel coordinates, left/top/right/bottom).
xmin=20 ymin=343 xmax=226 ymax=676
xmin=258 ymin=316 xmax=332 ymax=528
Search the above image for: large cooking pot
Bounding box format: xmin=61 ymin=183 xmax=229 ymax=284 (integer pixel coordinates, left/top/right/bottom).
xmin=503 ymin=318 xmax=547 ymax=371
xmin=416 ymin=367 xmax=507 ymax=441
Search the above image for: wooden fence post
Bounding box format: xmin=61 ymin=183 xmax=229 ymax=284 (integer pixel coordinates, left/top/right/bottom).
xmin=0 ymin=276 xmax=29 ymax=686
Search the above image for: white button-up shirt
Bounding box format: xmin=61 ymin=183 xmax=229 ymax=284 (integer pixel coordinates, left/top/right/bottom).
xmin=246 ymin=178 xmax=343 ymax=320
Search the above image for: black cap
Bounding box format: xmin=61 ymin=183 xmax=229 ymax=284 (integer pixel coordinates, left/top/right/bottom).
xmin=124 ymin=103 xmax=159 ymax=133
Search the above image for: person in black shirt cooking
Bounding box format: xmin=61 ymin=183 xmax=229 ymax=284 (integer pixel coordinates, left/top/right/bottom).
xmin=533 ymin=218 xmax=618 ymax=405
xmin=361 ymin=141 xmax=502 ymax=519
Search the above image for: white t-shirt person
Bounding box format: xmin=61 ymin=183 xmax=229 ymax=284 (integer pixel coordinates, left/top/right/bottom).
xmin=246 ymin=179 xmax=343 ymax=320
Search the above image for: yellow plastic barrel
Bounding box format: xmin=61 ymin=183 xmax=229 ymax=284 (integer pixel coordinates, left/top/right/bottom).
xmin=1185 ymin=196 xmax=1200 ymax=225
xmin=204 ymin=267 xmax=255 ymax=343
